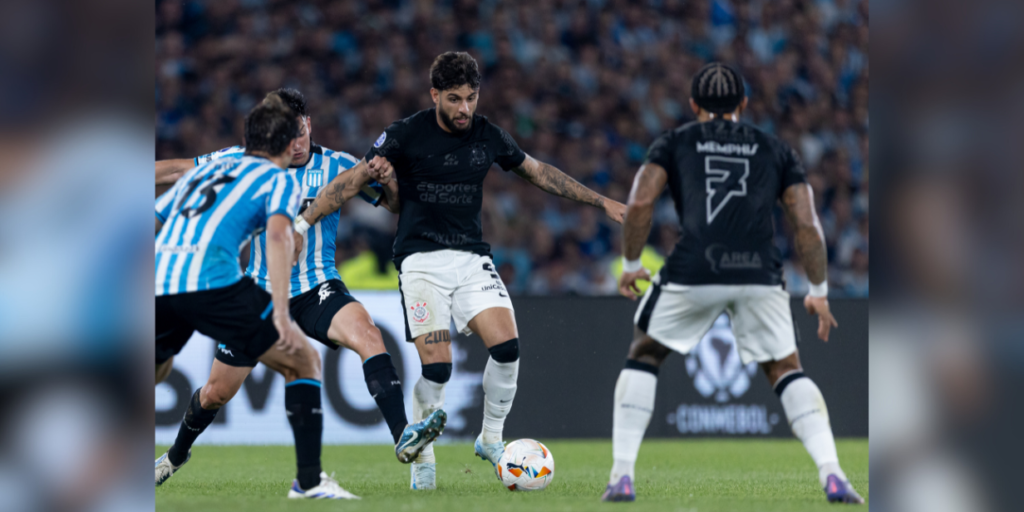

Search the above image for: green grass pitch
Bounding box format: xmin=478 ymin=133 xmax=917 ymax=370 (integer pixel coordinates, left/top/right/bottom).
xmin=156 ymin=438 xmax=867 ymax=511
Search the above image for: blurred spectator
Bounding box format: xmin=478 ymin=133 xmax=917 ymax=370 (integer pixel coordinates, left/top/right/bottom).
xmin=840 ymin=246 xmax=869 ymax=297
xmin=156 ymin=0 xmax=868 ymax=297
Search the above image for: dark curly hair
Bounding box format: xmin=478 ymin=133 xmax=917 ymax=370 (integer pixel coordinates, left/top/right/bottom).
xmin=244 ymin=96 xmax=299 ymax=156
xmin=264 ymin=88 xmax=307 ymax=118
xmin=430 ymin=51 xmax=481 ymax=92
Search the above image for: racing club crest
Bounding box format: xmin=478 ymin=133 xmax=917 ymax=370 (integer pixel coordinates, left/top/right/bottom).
xmin=410 ymin=302 xmax=430 ymax=323
xmin=306 ymin=170 xmax=323 ymax=187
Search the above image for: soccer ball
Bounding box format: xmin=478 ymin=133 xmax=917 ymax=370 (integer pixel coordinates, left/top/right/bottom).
xmin=495 ymin=439 xmax=554 ymax=491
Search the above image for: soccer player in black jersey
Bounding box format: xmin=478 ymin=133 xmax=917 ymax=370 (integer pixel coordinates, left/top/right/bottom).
xmin=154 ymin=90 xmax=444 ymax=499
xmin=301 ymin=51 xmax=626 ymax=489
xmin=603 ymin=63 xmax=863 ymax=504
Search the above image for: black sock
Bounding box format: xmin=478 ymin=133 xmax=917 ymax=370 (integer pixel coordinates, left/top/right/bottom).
xmin=285 ymin=379 xmax=323 ymax=490
xmin=168 ymin=389 xmax=218 ymax=466
xmin=363 ymin=353 xmax=408 ymax=444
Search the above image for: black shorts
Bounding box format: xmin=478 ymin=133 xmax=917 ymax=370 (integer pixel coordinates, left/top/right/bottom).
xmin=214 ymin=279 xmax=359 ymax=367
xmin=156 ymin=279 xmax=279 ymax=366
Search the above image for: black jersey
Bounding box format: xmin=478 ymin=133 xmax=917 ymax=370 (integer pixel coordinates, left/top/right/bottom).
xmin=365 ymin=108 xmax=526 ymax=267
xmin=646 ymin=119 xmax=807 ymax=286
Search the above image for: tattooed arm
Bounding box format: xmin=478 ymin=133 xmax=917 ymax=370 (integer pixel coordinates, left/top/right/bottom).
xmin=623 ymin=163 xmax=668 ymax=262
xmin=781 ymin=182 xmax=838 ymax=341
xmin=511 ymin=154 xmax=626 ymax=223
xmin=618 ymin=162 xmax=668 ymax=300
xmin=781 ymin=183 xmax=827 ymax=285
xmin=301 ymin=159 xmax=375 ymax=225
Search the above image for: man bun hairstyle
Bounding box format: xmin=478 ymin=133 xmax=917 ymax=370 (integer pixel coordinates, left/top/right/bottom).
xmin=430 ymin=51 xmax=482 ymax=92
xmin=691 ymin=62 xmax=746 ymax=115
xmin=244 ymin=96 xmax=299 ymax=157
xmin=264 ymin=88 xmax=307 ymax=118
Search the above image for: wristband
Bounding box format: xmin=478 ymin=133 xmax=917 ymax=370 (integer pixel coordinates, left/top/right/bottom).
xmin=622 ymin=258 xmax=643 ymax=273
xmin=294 ymin=216 xmax=310 ymax=236
xmin=807 ymin=280 xmax=828 ymax=298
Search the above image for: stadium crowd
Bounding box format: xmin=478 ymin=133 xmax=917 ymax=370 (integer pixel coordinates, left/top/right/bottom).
xmin=156 ymin=0 xmax=869 ymax=297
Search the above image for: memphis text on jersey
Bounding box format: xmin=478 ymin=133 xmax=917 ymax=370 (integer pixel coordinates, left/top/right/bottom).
xmin=696 ymin=141 xmax=759 ymax=156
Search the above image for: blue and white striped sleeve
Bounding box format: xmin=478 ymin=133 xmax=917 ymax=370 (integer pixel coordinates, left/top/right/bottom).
xmin=156 ymin=165 xmax=198 ymax=222
xmin=157 ymin=164 xmax=206 ymax=222
xmin=155 ymin=187 xmax=175 ymax=223
xmin=266 ymin=172 xmax=302 ymax=220
xmin=194 ymin=146 xmax=245 ymax=167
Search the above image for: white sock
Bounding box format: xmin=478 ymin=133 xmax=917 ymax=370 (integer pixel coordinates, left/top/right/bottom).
xmin=412 ymin=376 xmax=445 ymax=464
xmin=778 ymin=374 xmax=847 ymax=488
xmin=481 ymin=357 xmax=519 ymax=445
xmin=610 ymin=368 xmax=657 ymax=484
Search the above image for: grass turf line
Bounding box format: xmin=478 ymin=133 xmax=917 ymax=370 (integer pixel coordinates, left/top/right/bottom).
xmin=156 ymin=438 xmax=867 ymax=511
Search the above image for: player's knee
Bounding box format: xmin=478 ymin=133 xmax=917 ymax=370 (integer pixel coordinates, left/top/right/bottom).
xmin=763 ymin=359 xmax=802 ymax=386
xmin=416 ymin=331 xmax=454 ymax=364
xmin=199 ymin=383 xmax=233 ymax=409
xmin=156 ymin=360 xmax=173 ymax=384
xmin=626 ymin=335 xmax=670 ymax=367
xmin=294 ymin=345 xmax=322 ymax=381
xmin=274 ymin=344 xmax=321 ymax=382
xmin=332 ymin=318 xmax=385 ymax=360
xmin=487 ymin=338 xmax=519 ymax=363
xmin=353 ymin=329 xmax=386 ymax=362
xmin=421 ymin=362 xmax=452 ymax=384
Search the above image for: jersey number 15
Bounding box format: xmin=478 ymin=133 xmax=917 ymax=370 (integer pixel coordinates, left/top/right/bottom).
xmin=176 ymin=173 xmax=237 ymax=218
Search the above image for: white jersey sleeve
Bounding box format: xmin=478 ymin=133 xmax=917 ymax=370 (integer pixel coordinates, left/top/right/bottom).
xmin=194 ymin=145 xmax=245 ymax=167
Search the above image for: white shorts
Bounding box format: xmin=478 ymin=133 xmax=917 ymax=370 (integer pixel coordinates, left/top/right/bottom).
xmin=634 ymin=274 xmax=797 ymax=364
xmin=398 ymin=250 xmax=514 ymax=341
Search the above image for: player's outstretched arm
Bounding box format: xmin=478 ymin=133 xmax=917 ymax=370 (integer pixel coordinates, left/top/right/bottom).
xmin=618 ymin=162 xmax=668 ymax=300
xmin=300 ymin=157 xmax=390 ymax=225
xmin=265 ymin=214 xmax=306 ymax=355
xmin=781 ymin=183 xmax=838 ymax=341
xmin=155 ymin=159 xmax=194 ymax=185
xmin=511 ymin=154 xmax=626 ymax=223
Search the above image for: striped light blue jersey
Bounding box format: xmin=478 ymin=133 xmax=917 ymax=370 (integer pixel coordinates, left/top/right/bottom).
xmin=195 ymin=144 xmax=382 ymax=297
xmin=155 ymin=156 xmax=301 ymax=296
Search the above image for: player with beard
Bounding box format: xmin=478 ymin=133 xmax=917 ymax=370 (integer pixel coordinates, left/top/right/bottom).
xmin=602 ymin=63 xmax=863 ymax=504
xmin=299 ymin=51 xmax=627 ymax=490
xmin=155 ymin=90 xmax=445 ymax=499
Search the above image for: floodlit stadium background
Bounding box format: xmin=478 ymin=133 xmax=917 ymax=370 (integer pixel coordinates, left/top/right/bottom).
xmin=4 ymin=0 xmax=1024 ymax=511
xmin=155 ymin=0 xmax=869 ymax=297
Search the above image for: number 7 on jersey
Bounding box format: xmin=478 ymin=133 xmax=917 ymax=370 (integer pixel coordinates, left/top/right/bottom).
xmin=704 ymin=156 xmax=749 ymax=225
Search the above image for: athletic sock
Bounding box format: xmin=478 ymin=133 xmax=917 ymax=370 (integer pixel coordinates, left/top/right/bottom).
xmin=610 ymin=361 xmax=658 ymax=484
xmin=363 ymin=353 xmax=408 ymax=444
xmin=775 ymin=371 xmax=847 ymax=488
xmin=285 ymin=379 xmax=323 ymax=490
xmin=412 ymin=368 xmax=448 ymax=464
xmin=482 ymin=339 xmax=520 ymax=445
xmin=167 ymin=388 xmax=219 ymax=467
